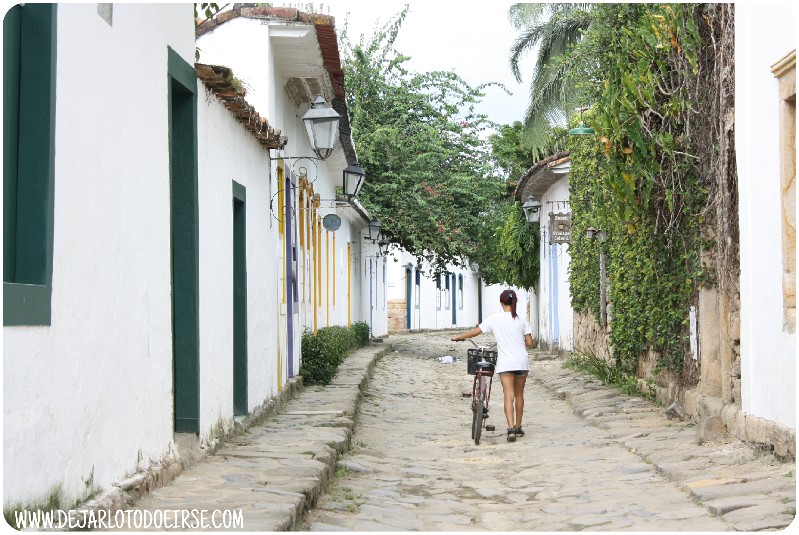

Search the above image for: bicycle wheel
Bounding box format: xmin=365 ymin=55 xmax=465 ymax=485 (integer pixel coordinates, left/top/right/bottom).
xmin=472 ymin=378 xmax=484 ymax=445
xmin=472 ymin=398 xmax=483 ymax=444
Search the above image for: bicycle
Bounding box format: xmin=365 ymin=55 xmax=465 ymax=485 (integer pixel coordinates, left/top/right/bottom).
xmin=465 ymin=339 xmax=498 ymax=445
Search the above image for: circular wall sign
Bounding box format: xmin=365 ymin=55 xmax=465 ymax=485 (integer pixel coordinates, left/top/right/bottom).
xmin=322 ymin=214 xmax=342 ymax=231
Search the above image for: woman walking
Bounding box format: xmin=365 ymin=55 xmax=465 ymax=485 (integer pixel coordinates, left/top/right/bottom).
xmin=451 ymin=290 xmax=534 ymax=441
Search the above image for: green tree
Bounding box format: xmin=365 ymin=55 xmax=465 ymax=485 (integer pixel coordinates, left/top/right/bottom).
xmin=341 ymin=8 xmax=505 ymax=272
xmin=488 ymin=122 xmax=536 ymax=194
xmin=508 ymin=3 xmax=591 ymax=160
xmin=565 ymin=4 xmax=721 ymax=375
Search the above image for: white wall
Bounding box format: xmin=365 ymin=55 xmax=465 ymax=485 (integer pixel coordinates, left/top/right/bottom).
xmin=482 ymin=283 xmax=530 ymax=328
xmin=384 ymin=251 xmax=527 ymax=331
xmin=360 ymin=242 xmax=388 ymax=337
xmin=196 ymin=83 xmax=276 ymax=436
xmin=535 ymin=177 xmax=574 ymax=351
xmin=736 ymin=3 xmax=796 ymax=429
xmin=3 ymin=4 xmax=195 ymax=507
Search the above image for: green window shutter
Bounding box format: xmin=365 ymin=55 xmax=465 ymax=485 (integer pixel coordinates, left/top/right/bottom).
xmin=3 ymin=3 xmax=56 ymax=326
xmin=3 ymin=6 xmax=21 ymax=282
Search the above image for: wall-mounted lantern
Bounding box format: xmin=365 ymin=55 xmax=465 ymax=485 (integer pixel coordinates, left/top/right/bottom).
xmin=343 ymin=162 xmax=366 ymax=199
xmin=367 ymin=218 xmax=382 ymax=242
xmin=302 ymin=95 xmax=341 ymax=160
xmin=522 ymin=195 xmax=543 ymax=224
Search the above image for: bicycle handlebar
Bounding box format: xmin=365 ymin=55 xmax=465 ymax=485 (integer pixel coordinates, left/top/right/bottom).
xmin=468 ymin=339 xmax=497 ymax=351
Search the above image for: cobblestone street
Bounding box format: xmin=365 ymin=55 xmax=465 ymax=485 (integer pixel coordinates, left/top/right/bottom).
xmin=305 ymin=332 xmax=795 ymax=531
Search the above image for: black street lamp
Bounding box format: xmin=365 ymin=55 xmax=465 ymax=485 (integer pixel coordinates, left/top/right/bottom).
xmin=367 ymin=219 xmax=382 ymax=241
xmin=522 ymin=195 xmax=543 ymax=224
xmin=342 ymin=162 xmax=366 ymax=199
xmin=302 ymin=95 xmax=340 ymax=160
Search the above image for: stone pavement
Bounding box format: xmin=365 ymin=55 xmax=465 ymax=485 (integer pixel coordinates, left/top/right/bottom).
xmin=530 ymin=354 xmax=796 ymax=531
xmin=304 ymin=331 xmax=796 ymax=531
xmin=122 ymin=343 xmax=392 ymax=531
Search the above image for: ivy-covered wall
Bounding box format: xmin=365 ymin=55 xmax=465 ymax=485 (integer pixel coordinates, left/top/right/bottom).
xmin=568 ymin=124 xmax=705 ymax=376
xmin=566 ymin=4 xmax=724 ymax=381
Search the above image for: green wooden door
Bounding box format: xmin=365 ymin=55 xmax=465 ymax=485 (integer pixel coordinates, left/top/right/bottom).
xmin=233 ymin=182 xmax=247 ymax=415
xmin=168 ymin=48 xmax=200 ymax=434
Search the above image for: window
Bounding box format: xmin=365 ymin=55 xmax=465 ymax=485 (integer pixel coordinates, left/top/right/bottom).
xmin=3 ymin=4 xmax=57 ymax=326
xmin=458 ymin=274 xmax=464 ymax=309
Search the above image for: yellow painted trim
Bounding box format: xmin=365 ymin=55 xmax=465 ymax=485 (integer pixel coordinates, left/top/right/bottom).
xmin=313 ymin=216 xmax=319 ymax=333
xmin=299 ymin=190 xmax=305 ymax=248
xmin=277 ymin=342 xmax=282 ymax=390
xmin=317 ymin=220 xmax=322 ymax=306
xmin=332 ymin=234 xmax=336 ymax=307
xmin=326 ymin=230 xmax=330 ymax=327
xmin=277 ymin=163 xmax=285 ymax=235
xmin=347 ymin=243 xmax=352 ymax=326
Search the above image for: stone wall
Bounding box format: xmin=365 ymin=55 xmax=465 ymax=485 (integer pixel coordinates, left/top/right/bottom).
xmin=573 ymin=298 xmax=794 ymax=459
xmin=573 ymin=311 xmax=613 ymax=362
xmin=387 ymin=299 xmax=407 ymax=333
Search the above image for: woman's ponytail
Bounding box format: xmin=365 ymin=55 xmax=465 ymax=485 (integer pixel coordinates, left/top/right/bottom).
xmin=499 ymin=289 xmax=518 ymax=319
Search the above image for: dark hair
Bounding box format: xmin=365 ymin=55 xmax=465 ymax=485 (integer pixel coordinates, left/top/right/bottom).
xmin=499 ymin=289 xmax=518 ymax=319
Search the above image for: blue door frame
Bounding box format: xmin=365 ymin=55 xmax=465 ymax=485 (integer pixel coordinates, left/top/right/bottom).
xmin=451 ymin=273 xmax=457 ymax=325
xmin=285 ymin=175 xmax=295 ymax=377
xmin=405 ymin=267 xmax=412 ymax=329
xmin=549 ymin=243 xmax=560 ymax=344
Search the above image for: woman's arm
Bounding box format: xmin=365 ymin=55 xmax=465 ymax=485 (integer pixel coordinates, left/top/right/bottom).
xmin=525 ymin=334 xmax=535 ymax=348
xmin=451 ymin=326 xmax=482 ymax=342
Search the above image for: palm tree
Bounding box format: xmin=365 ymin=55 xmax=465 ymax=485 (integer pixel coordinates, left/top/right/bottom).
xmin=508 ymin=3 xmax=591 ymax=160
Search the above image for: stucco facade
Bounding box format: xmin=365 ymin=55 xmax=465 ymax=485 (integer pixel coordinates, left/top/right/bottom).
xmin=735 ymin=3 xmax=796 ymax=432
xmin=3 ymin=3 xmax=196 ymax=507
xmin=3 ymin=4 xmax=384 ymax=510
xmin=384 ymin=251 xmax=528 ymax=333
xmin=515 ymin=155 xmax=574 ymax=352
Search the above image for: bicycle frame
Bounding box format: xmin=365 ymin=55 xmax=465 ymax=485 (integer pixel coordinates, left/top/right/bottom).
xmin=468 ymin=340 xmax=497 ymax=444
xmin=472 ymin=368 xmax=494 ymax=410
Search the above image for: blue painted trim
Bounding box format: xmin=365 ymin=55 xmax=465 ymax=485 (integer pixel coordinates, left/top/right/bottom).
xmin=285 ymin=175 xmax=294 ymax=377
xmin=451 ymin=274 xmax=457 ymax=325
xmin=550 ymin=244 xmax=560 ymax=343
xmin=405 ymin=268 xmax=412 ymax=329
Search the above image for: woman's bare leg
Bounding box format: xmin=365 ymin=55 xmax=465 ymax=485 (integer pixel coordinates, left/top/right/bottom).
xmin=514 ymin=375 xmax=527 ymax=428
xmin=499 ymin=373 xmax=516 ymax=429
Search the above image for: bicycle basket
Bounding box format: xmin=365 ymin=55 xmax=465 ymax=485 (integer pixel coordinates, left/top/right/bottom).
xmin=467 ymin=349 xmax=498 ymax=375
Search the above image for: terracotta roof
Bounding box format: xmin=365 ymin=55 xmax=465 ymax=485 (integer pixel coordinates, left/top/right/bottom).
xmin=196 ymin=63 xmax=288 ymax=150
xmin=196 ymin=5 xmax=335 ymax=38
xmin=514 ymin=151 xmax=570 ymax=202
xmin=196 ymin=4 xmax=358 ymax=166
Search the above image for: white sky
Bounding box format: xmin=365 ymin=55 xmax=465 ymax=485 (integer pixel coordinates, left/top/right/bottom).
xmin=326 ymin=1 xmax=532 ymax=127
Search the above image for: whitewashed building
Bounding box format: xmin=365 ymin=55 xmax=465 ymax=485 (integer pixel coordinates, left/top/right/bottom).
xmin=735 ymin=4 xmax=796 ymax=438
xmin=3 ymin=3 xmax=383 ymax=512
xmin=3 ymin=3 xmax=201 ymax=509
xmin=195 ymin=4 xmax=386 ymax=349
xmin=514 ymin=153 xmax=574 ymax=351
xmin=385 ymin=250 xmax=529 ymax=333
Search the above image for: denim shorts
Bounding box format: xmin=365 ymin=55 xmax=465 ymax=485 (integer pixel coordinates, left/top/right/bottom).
xmin=499 ymin=370 xmax=529 ymax=376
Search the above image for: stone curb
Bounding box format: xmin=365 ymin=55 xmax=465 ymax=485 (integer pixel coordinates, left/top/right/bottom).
xmin=74 ymin=344 xmax=391 ymax=531
xmin=529 ymin=353 xmax=795 ymax=531
xmin=74 ymin=376 xmax=304 ymax=523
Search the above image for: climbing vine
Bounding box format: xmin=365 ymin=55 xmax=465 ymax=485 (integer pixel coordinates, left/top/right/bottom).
xmin=566 ymin=4 xmax=728 ymax=375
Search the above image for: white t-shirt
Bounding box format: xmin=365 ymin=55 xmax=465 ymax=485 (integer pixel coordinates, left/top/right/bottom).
xmin=479 ymin=311 xmax=532 ymax=373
